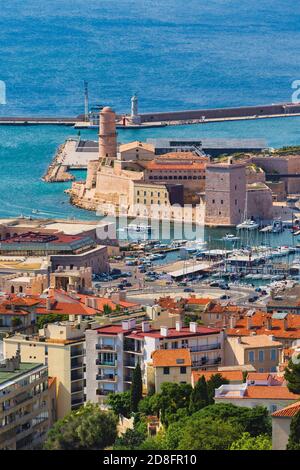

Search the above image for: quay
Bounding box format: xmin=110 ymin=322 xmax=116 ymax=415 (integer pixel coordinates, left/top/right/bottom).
xmin=2 ymin=101 xmax=300 ymax=129
xmin=42 ymin=141 xmax=75 ymax=183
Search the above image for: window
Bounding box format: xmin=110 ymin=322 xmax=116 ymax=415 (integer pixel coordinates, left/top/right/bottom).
xmin=221 ymin=200 xmax=223 ymax=204
xmin=259 ymin=368 xmax=264 ymax=373
xmin=180 ymin=366 xmax=187 ymax=374
xmin=258 ymin=350 xmax=264 ymax=362
xmin=270 ymin=349 xmax=276 ymax=361
xmin=163 ymin=367 xmax=170 ymax=375
xmin=270 ymin=404 xmax=277 ymax=413
xmin=212 ymin=199 xmax=215 ymax=204
xmin=248 ymin=351 xmax=254 ymax=362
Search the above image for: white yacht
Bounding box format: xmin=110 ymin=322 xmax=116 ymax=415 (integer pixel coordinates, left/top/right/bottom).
xmin=236 ymin=219 xmax=259 ymax=230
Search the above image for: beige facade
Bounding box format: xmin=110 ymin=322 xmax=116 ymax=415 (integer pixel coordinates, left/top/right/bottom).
xmin=251 ymin=154 xmax=300 ymax=194
xmin=0 ymin=273 xmax=48 ymax=296
xmin=225 ymin=335 xmax=282 ymax=373
xmin=3 ymin=321 xmax=87 ymax=420
xmin=118 ymin=141 xmax=155 ymax=161
xmin=205 ymin=160 xmax=246 ymax=226
xmin=147 ymin=348 xmax=192 ymax=393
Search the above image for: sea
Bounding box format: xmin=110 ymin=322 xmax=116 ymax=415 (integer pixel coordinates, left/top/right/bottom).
xmin=1 ymin=0 xmax=300 ymax=234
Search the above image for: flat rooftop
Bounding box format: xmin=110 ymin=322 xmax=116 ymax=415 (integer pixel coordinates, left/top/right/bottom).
xmin=0 ymin=362 xmax=44 ymax=386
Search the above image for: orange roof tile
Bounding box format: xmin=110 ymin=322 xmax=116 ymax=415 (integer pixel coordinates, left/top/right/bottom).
xmin=245 ymin=385 xmax=300 ymax=400
xmin=272 ymin=400 xmax=300 ymax=417
xmin=192 ymin=369 xmax=243 ymax=383
xmin=152 ymin=348 xmax=191 ymax=368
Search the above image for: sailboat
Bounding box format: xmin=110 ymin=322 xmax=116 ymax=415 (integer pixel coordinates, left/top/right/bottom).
xmin=236 ymin=190 xmax=259 ymax=230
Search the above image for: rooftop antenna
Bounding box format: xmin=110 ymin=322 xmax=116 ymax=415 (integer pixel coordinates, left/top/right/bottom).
xmin=84 ymin=81 xmax=89 ymax=122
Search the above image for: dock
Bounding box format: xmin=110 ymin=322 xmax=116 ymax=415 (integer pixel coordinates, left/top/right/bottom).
xmin=2 ymin=101 xmax=300 ymax=129
xmin=42 ymin=141 xmax=75 ymax=183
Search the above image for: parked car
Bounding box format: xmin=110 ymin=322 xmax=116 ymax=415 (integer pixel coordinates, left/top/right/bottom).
xmin=184 ymin=287 xmax=195 ymax=293
xmin=210 ymin=281 xmax=219 ymax=287
xmin=220 ymin=294 xmax=230 ymax=300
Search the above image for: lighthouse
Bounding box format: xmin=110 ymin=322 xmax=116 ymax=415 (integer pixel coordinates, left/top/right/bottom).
xmin=130 ymin=94 xmax=141 ymax=125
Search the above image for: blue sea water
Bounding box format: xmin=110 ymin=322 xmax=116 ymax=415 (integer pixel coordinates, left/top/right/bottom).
xmin=1 ymin=0 xmax=300 ymax=220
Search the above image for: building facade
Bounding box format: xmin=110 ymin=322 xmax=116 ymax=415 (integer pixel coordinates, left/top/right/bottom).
xmin=85 ymin=319 xmax=224 ymax=405
xmin=0 ymin=355 xmax=49 ymax=450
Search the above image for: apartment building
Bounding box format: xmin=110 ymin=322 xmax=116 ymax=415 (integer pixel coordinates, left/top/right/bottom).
xmin=225 ymin=334 xmax=283 ymax=373
xmin=0 ymin=354 xmax=49 ymax=450
xmin=147 ymin=349 xmax=192 ymax=393
xmin=85 ymin=318 xmax=224 ymax=405
xmin=3 ymin=321 xmax=87 ymax=420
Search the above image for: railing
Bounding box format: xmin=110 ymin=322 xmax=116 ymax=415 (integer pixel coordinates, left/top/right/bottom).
xmin=96 ymin=389 xmax=114 ymax=396
xmin=96 ymin=344 xmax=116 ymax=351
xmin=124 ymin=361 xmax=136 ymax=367
xmin=96 ymin=374 xmax=116 ymax=382
xmin=96 ymin=359 xmax=117 ymax=367
xmin=190 ymin=343 xmax=221 ymax=353
xmin=71 ymin=347 xmax=84 ymax=357
xmin=192 ymin=357 xmax=222 ymax=367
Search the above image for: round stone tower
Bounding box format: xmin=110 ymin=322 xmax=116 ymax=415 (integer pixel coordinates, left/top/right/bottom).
xmin=99 ymin=106 xmax=117 ymax=160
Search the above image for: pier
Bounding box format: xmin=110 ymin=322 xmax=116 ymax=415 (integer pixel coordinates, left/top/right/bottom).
xmin=2 ymin=101 xmax=300 ymax=128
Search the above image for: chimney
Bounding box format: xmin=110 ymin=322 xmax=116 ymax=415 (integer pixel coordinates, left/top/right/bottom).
xmin=142 ymin=321 xmax=150 ymax=333
xmin=160 ymin=326 xmax=169 ymax=337
xmin=46 ymin=297 xmax=52 ymax=311
xmin=190 ymin=322 xmax=197 ymax=333
xmin=229 ymin=316 xmax=236 ymax=329
xmin=266 ymin=316 xmax=272 ymax=330
xmin=176 ymin=320 xmax=182 ymax=332
xmin=246 ymin=317 xmax=252 ymax=330
xmin=283 ymin=317 xmax=288 ymax=331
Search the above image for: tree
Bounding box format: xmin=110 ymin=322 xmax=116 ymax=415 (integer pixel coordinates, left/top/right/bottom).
xmin=44 ymin=403 xmax=117 ymax=450
xmin=37 ymin=314 xmax=68 ymax=330
xmin=103 ymin=304 xmax=113 ymax=316
xmin=206 ymin=374 xmax=229 ymax=404
xmin=107 ymin=391 xmax=131 ymax=418
xmin=194 ymin=403 xmax=271 ymax=437
xmin=155 ymin=383 xmax=193 ymax=426
xmin=189 ymin=375 xmax=209 ymax=414
xmin=113 ymin=428 xmax=146 ymax=450
xmin=287 ymin=411 xmax=300 ymax=450
xmin=177 ymin=416 xmax=241 ymax=450
xmin=131 ymin=363 xmax=143 ymax=412
xmin=230 ymin=432 xmax=272 ymax=450
xmin=284 ymin=355 xmax=300 ymax=395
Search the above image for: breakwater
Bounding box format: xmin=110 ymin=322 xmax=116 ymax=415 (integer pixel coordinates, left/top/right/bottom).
xmin=139 ymin=102 xmax=300 ymax=123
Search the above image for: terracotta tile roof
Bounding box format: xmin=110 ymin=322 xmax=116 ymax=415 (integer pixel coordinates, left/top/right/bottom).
xmin=226 ymin=311 xmax=300 ymax=340
xmin=152 ymin=349 xmax=191 ymax=368
xmin=143 ymin=161 xmax=206 ymax=171
xmin=192 ymin=369 xmax=243 ymax=383
xmin=186 ymin=297 xmax=212 ymax=305
xmin=119 ymin=141 xmax=154 ymax=152
xmin=247 ymin=372 xmax=271 ymax=381
xmin=272 ymin=400 xmax=300 ymax=417
xmin=96 ymin=324 xmax=221 ymax=339
xmin=245 ymin=386 xmax=300 ymax=400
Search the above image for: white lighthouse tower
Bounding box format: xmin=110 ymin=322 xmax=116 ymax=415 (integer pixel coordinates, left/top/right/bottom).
xmin=130 ymin=94 xmax=141 ymax=124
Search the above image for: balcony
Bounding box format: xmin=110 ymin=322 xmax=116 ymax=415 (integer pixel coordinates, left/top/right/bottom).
xmin=123 ymin=341 xmax=142 ymax=354
xmin=71 ymin=372 xmax=84 ymax=381
xmin=71 ymin=359 xmax=84 ymax=370
xmin=124 ymin=360 xmax=137 ymax=368
xmin=96 ymin=374 xmax=116 ymax=382
xmin=190 ymin=343 xmax=221 ymax=353
xmin=71 ymin=347 xmax=84 ymax=358
xmin=192 ymin=356 xmax=222 ymax=368
xmin=96 ymin=359 xmax=117 ymax=367
xmin=96 ymin=389 xmax=114 ymax=397
xmin=96 ymin=344 xmax=116 ymax=352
